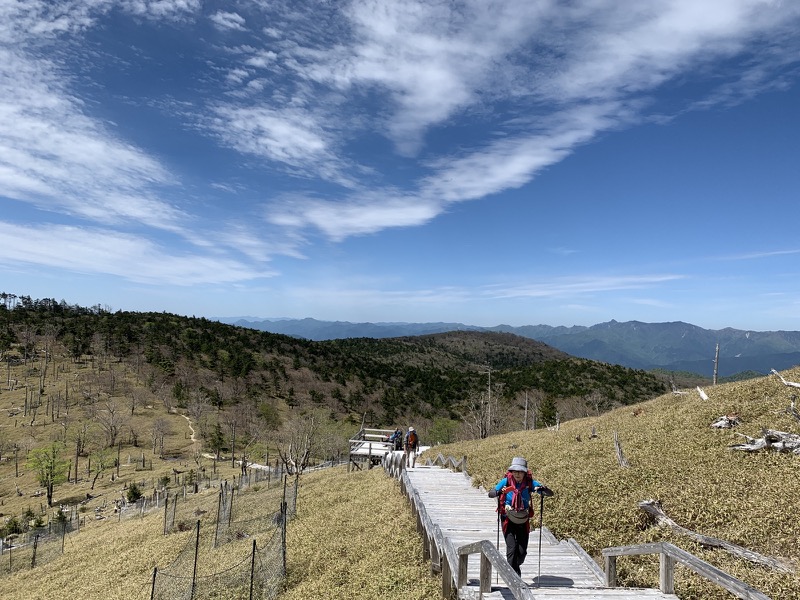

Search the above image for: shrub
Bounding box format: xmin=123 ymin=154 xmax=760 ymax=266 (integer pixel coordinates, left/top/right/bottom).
xmin=1 ymin=516 xmax=22 ymax=537
xmin=126 ymin=482 xmax=143 ymax=503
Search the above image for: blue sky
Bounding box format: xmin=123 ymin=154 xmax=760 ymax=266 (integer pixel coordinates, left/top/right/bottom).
xmin=2 ymin=1 xmax=800 ymax=331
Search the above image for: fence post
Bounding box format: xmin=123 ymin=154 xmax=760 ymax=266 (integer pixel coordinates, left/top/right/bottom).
xmin=281 ymin=476 xmax=288 ymax=576
xmin=214 ymin=484 xmax=223 ymax=548
xmin=31 ymin=534 xmax=39 ymax=569
xmin=229 ymin=487 xmax=235 ymax=527
xmin=249 ymin=539 xmax=257 ymax=600
xmin=163 ymin=491 xmax=169 ymax=535
xmin=190 ymin=520 xmax=200 ymax=600
xmin=150 ymin=566 xmax=158 ymax=600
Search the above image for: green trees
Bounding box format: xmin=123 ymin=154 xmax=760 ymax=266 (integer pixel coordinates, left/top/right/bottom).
xmin=27 ymin=442 xmax=70 ymax=507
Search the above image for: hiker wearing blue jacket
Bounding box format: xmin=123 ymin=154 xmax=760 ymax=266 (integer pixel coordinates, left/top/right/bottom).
xmin=488 ymin=457 xmax=553 ymax=576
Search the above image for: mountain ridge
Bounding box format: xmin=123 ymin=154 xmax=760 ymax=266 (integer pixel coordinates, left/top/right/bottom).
xmin=218 ymin=317 xmax=800 ymax=377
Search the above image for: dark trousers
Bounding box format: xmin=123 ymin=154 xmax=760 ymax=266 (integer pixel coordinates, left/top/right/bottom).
xmin=503 ymin=519 xmax=530 ymax=575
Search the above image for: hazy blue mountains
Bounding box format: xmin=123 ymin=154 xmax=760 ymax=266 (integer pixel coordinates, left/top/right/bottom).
xmin=220 ymin=317 xmax=800 ymax=378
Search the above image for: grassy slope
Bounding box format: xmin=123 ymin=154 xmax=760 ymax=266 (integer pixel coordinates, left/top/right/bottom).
xmin=281 ymin=467 xmax=439 ymax=600
xmin=0 ymin=465 xmax=439 ymax=600
xmin=424 ymin=368 xmax=800 ymax=599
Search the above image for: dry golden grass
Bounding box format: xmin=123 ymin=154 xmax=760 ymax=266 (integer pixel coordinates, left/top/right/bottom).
xmin=0 ymin=463 xmax=439 ymax=599
xmin=0 ymin=480 xmax=266 ymax=600
xmin=281 ymin=466 xmax=440 ymax=600
xmin=424 ymin=368 xmax=800 ymax=599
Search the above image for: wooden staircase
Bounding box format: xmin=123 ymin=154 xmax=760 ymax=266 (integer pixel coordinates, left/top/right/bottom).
xmin=384 ymin=453 xmax=770 ymax=600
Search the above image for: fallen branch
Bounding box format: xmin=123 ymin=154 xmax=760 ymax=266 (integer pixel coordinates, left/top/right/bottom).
xmin=638 ymin=499 xmax=794 ymax=573
xmin=696 ymin=386 xmax=709 ymax=400
xmin=771 ymin=369 xmax=800 ymax=389
xmin=730 ymin=429 xmax=800 ymax=454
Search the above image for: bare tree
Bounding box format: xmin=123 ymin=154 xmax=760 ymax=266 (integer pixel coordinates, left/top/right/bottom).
xmin=151 ymin=418 xmax=172 ymax=458
xmin=96 ymin=400 xmax=127 ymax=447
xmin=276 ymin=411 xmax=326 ymax=474
xmin=89 ymin=447 xmax=113 ymax=489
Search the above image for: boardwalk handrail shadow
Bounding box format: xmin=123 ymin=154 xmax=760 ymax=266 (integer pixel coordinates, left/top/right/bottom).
xmin=603 ymin=542 xmax=772 ymax=600
xmin=384 ymin=451 xmax=535 ymax=599
xmin=427 ymin=453 xmax=469 ymax=475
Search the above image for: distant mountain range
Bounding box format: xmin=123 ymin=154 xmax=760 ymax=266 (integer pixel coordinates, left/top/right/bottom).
xmin=217 ymin=317 xmax=800 ymax=378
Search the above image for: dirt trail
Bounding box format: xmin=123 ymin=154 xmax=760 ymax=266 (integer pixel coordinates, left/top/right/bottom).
xmin=181 ymin=414 xmax=200 ymax=452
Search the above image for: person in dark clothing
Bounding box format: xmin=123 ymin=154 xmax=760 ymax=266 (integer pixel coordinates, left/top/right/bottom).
xmin=387 ymin=428 xmax=403 ymax=451
xmin=488 ymin=457 xmax=553 ymax=576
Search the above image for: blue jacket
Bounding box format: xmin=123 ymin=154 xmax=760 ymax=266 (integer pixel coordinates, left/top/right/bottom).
xmin=494 ymin=475 xmax=543 ymax=511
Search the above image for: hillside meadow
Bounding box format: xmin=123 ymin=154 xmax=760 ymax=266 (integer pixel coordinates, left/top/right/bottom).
xmin=425 ymin=367 xmax=800 ymax=599
xmin=1 ymin=465 xmax=439 ymax=600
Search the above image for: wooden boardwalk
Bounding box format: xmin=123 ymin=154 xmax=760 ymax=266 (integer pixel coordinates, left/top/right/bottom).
xmin=399 ymin=461 xmax=679 ymax=600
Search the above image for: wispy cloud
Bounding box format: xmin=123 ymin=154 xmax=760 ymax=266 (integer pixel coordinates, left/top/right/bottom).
xmin=719 ymin=249 xmax=800 ymax=261
xmin=0 ymin=221 xmax=274 ymax=285
xmin=210 ymin=11 xmax=246 ymax=31
xmin=485 ymin=274 xmax=686 ymax=300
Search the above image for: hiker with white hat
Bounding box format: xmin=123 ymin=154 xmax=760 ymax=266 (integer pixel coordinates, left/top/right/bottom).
xmin=488 ymin=457 xmax=553 ymax=576
xmin=404 ymin=426 xmax=420 ymax=468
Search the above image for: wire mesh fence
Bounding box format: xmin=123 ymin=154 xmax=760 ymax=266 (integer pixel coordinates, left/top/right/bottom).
xmin=0 ymin=455 xmax=311 ymax=598
xmin=151 ymin=476 xmax=298 ymax=600
xmin=0 ymin=517 xmax=77 ymax=576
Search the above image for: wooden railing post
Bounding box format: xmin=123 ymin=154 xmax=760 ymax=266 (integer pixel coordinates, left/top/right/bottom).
xmin=442 ymin=558 xmax=453 ymax=599
xmin=660 ymin=551 xmax=675 ymax=594
xmin=605 ymin=555 xmax=617 ymax=587
xmin=457 ymin=552 xmax=469 ymax=589
xmin=479 ymin=552 xmax=492 ymax=593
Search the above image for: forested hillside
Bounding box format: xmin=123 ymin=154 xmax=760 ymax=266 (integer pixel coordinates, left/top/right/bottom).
xmin=1 ymin=295 xmax=667 ymax=444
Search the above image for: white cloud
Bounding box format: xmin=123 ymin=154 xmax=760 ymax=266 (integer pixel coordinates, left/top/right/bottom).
xmin=266 ymin=192 xmax=441 ymax=241
xmin=210 ymin=11 xmax=247 ymax=31
xmin=0 ymin=47 xmax=184 ymax=230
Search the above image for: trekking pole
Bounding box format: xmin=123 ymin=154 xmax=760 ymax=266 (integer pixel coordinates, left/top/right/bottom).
xmin=536 ymin=487 xmax=554 ymax=588
xmin=495 ymin=495 xmax=501 ymax=584
xmin=537 ymin=491 xmax=544 ymax=588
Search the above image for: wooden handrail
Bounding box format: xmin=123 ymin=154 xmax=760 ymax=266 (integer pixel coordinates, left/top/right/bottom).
xmin=602 ymin=541 xmax=772 ymax=600
xmin=426 ymin=453 xmax=469 ymax=478
xmin=457 ymin=539 xmax=535 ymax=600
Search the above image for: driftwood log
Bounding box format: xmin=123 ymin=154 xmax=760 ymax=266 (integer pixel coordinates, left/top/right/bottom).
xmin=730 ymin=429 xmax=800 ymax=454
xmin=638 ymin=499 xmax=794 ymax=573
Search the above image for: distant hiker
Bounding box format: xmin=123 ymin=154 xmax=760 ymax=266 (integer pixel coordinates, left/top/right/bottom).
xmin=404 ymin=427 xmax=419 ymax=468
xmin=488 ymin=457 xmax=553 ymax=576
xmin=388 ymin=428 xmax=403 ymax=451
